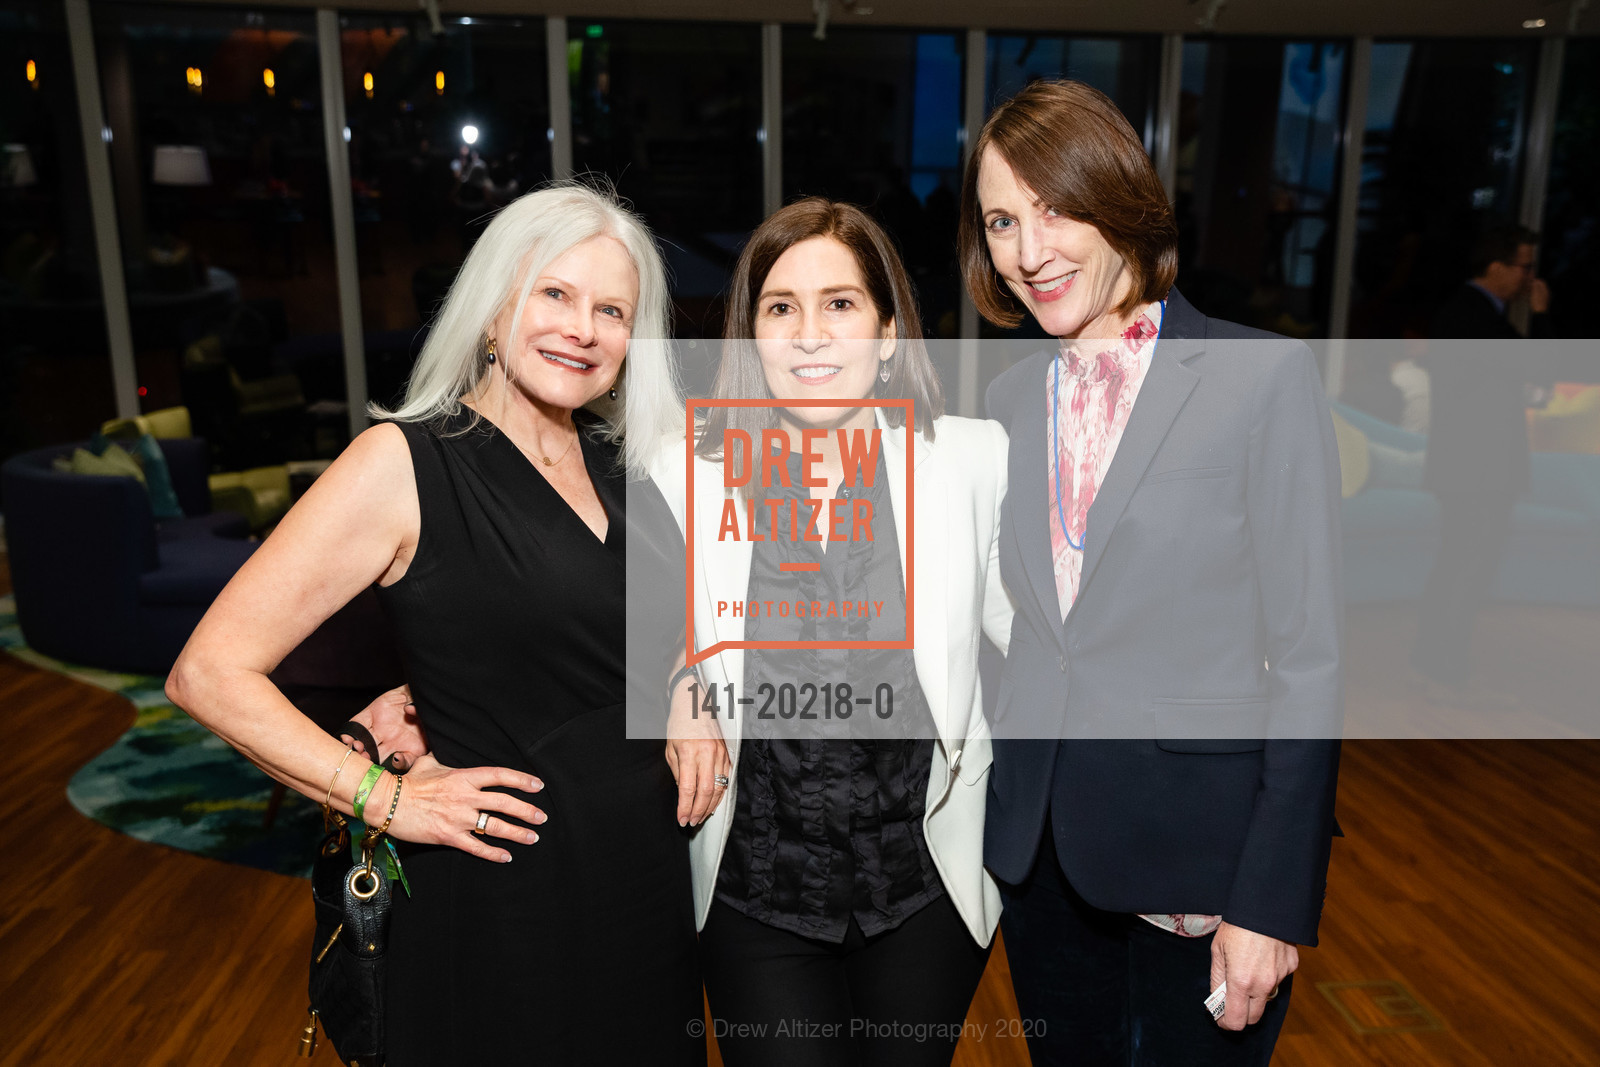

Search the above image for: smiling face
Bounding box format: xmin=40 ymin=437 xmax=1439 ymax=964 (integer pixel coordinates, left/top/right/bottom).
xmin=753 ymin=235 xmax=895 ymax=434
xmin=977 ymin=145 xmax=1135 ymax=341
xmin=490 ymin=234 xmax=638 ymax=412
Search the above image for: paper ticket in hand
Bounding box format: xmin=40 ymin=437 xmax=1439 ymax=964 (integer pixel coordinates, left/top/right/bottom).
xmin=1204 ymin=981 xmax=1227 ymax=1021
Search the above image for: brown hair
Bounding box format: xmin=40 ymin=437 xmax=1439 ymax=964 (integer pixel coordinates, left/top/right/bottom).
xmin=698 ymin=197 xmax=944 ymax=455
xmin=958 ymin=79 xmax=1178 ymax=329
xmin=1468 ymin=222 xmax=1539 ymax=278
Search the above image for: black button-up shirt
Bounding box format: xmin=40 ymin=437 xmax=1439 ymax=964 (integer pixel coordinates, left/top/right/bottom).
xmin=715 ymin=447 xmax=943 ymax=942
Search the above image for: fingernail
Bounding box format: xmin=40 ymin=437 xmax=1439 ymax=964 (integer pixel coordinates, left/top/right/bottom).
xmin=502 ymin=853 xmax=513 ymax=863
xmin=526 ymin=831 xmax=538 ymax=844
xmin=531 ymin=778 xmax=544 ymax=791
xmin=679 ymin=817 xmax=687 ymax=827
xmin=533 ymin=811 xmax=547 ymax=825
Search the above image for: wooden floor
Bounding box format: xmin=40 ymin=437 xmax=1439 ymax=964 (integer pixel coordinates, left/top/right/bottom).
xmin=1 ymin=594 xmax=1598 ymax=1066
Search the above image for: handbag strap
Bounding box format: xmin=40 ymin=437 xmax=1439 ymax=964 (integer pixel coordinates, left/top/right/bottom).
xmin=338 ymin=720 xmax=408 ymax=773
xmin=338 ymin=721 xmax=383 ymax=767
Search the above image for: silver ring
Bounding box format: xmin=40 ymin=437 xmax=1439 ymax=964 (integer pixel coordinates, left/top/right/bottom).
xmin=713 ymin=775 xmax=730 ymax=788
xmin=473 ymin=811 xmax=490 ymax=834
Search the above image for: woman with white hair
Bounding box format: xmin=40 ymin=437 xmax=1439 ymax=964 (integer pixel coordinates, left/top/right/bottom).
xmin=166 ymin=184 xmax=706 ymax=1063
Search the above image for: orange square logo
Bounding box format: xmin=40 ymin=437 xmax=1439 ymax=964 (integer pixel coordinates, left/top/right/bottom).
xmin=683 ymin=399 xmax=915 ymax=669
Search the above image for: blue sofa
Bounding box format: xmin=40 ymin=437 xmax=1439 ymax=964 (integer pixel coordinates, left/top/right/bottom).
xmin=1 ymin=437 xmax=258 ymax=674
xmin=1335 ymin=403 xmax=1600 ymax=608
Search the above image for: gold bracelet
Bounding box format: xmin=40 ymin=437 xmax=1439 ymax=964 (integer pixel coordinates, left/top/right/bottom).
xmin=322 ymin=746 xmax=356 ymax=817
xmin=374 ymin=773 xmax=402 ymax=837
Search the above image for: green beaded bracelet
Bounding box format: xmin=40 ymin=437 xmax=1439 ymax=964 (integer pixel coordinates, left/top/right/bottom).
xmin=351 ymin=763 xmax=385 ymax=821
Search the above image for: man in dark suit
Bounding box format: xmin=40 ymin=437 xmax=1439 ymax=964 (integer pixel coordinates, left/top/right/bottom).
xmin=1412 ymin=224 xmax=1552 ymax=706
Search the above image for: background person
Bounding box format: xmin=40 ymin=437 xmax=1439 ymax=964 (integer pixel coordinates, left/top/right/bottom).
xmin=1411 ymin=223 xmax=1554 ymax=708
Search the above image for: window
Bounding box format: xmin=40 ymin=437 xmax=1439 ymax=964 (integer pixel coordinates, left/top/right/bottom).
xmin=1543 ymin=39 xmax=1598 ymax=359
xmin=341 ymin=14 xmax=551 ymax=407
xmin=1 ymin=0 xmax=116 ymax=462
xmin=985 ymin=33 xmax=1158 ymax=144
xmin=1176 ymin=39 xmax=1349 ymax=340
xmin=1348 ymin=39 xmax=1537 ymax=338
xmin=783 ymin=27 xmax=965 ymax=339
xmin=569 ymin=18 xmax=763 ymax=363
xmin=93 ymin=3 xmax=343 ymax=465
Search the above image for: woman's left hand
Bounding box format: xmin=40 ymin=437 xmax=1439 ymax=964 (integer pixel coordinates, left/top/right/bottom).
xmin=664 ymin=675 xmax=731 ymax=828
xmin=1209 ymin=922 xmax=1299 ymax=1030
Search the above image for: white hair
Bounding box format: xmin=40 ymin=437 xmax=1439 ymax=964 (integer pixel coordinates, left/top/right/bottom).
xmin=370 ymin=181 xmax=681 ymax=478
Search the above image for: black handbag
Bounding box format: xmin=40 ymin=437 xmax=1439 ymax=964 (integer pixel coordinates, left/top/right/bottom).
xmin=299 ymin=723 xmax=398 ymax=1066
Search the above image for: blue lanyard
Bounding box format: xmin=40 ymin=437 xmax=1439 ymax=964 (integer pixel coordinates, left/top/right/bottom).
xmin=1050 ymin=300 xmax=1167 ymax=553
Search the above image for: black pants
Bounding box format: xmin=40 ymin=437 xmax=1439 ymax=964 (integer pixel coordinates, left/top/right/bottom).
xmin=999 ymin=841 xmax=1291 ymax=1067
xmin=1412 ymin=489 xmax=1518 ymax=685
xmin=699 ymin=895 xmax=991 ymax=1067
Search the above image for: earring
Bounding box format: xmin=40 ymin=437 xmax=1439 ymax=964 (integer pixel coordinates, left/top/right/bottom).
xmin=485 ymin=337 xmax=497 ymax=365
xmin=608 ymin=387 xmax=618 ymax=401
xmin=878 ymin=361 xmax=891 ymax=384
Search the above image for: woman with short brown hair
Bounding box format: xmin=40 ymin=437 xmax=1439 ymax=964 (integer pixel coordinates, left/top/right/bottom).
xmin=962 ymin=80 xmax=1342 ymax=1066
xmin=959 ymin=79 xmax=1178 ymax=334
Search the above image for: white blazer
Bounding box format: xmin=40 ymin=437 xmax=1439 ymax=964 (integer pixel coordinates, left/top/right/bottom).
xmin=648 ymin=411 xmax=1014 ymax=946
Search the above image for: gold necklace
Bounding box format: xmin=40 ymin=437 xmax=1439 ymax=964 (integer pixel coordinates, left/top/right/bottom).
xmin=532 ymin=432 xmax=578 ymax=467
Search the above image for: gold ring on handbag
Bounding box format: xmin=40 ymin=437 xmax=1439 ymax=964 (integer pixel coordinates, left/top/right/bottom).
xmin=473 ymin=811 xmax=490 ymax=834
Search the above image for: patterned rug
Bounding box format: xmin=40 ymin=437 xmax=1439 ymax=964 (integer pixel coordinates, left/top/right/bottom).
xmin=1 ymin=594 xmax=318 ymax=876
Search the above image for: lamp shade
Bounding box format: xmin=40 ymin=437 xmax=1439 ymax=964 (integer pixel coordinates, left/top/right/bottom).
xmin=151 ymin=145 xmax=212 ymax=186
xmin=2 ymin=144 xmax=37 ymax=187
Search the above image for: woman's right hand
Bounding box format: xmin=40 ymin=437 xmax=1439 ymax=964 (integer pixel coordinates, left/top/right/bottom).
xmin=665 ymin=676 xmax=731 ymax=829
xmin=382 ymin=753 xmax=546 ymax=863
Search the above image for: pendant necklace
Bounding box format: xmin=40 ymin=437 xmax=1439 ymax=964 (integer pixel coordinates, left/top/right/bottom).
xmin=536 ymin=435 xmax=577 ymax=466
xmin=518 ymin=425 xmax=577 ymax=467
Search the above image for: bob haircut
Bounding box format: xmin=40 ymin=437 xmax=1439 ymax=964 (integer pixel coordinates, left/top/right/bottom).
xmin=958 ymin=79 xmax=1178 ymax=329
xmin=371 ymin=181 xmax=680 ymax=479
xmin=697 ymin=197 xmax=944 ymax=457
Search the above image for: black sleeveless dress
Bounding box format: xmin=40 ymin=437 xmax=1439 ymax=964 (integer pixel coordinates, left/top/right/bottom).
xmin=377 ymin=409 xmax=704 ymax=1065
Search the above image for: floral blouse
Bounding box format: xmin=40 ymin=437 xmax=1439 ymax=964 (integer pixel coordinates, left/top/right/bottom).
xmin=1045 ymin=300 xmax=1222 ymax=940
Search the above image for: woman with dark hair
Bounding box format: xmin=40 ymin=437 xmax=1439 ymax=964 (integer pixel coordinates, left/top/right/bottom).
xmin=959 ymin=81 xmax=1343 ymax=1065
xmin=652 ymin=197 xmax=1014 ymax=1067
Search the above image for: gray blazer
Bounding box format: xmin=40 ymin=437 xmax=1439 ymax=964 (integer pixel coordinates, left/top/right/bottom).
xmin=983 ymin=288 xmax=1343 ymax=946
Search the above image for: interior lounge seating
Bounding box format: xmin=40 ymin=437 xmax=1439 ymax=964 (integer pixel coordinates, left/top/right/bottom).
xmin=1334 ymin=401 xmax=1600 ymax=608
xmin=1 ymin=436 xmax=257 ymax=675
xmin=102 ymin=406 xmax=295 ymax=532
